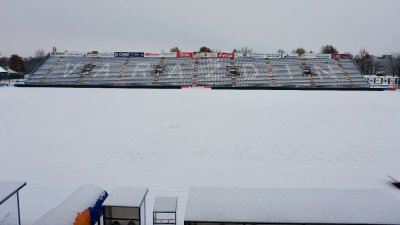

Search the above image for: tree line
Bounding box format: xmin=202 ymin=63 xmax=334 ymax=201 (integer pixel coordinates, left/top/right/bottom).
xmin=0 ymin=49 xmax=47 ymax=74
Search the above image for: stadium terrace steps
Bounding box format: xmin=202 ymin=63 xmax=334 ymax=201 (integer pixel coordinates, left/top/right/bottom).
xmin=192 ymin=58 xmax=199 ymax=86
xmin=336 ymin=59 xmax=354 ymax=87
xmin=266 ymin=59 xmax=277 ymax=86
xmin=40 ymin=57 xmax=62 ymax=84
xmin=116 ymin=59 xmax=129 ymax=85
xmin=25 ymin=56 xmax=369 ymax=89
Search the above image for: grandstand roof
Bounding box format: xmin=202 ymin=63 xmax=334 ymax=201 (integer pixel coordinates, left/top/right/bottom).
xmin=0 ymin=66 xmax=7 ymax=73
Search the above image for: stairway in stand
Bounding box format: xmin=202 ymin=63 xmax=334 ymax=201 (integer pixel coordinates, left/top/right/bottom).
xmin=192 ymin=58 xmax=199 ymax=86
xmin=153 ymin=57 xmax=165 ymax=85
xmin=265 ymin=59 xmax=277 ymax=86
xmin=300 ymin=59 xmax=316 ymax=87
xmin=229 ymin=58 xmax=237 ymax=86
xmin=77 ymin=56 xmax=97 ymax=84
xmin=336 ymin=59 xmax=354 ymax=87
xmin=40 ymin=58 xmax=62 ymax=84
xmin=116 ymin=59 xmax=129 ymax=85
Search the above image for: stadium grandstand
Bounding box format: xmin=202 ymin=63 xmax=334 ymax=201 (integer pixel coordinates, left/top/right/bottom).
xmin=21 ymin=51 xmax=370 ymax=89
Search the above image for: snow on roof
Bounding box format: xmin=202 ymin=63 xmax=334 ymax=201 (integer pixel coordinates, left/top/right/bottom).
xmin=103 ymin=187 xmax=148 ymax=208
xmin=58 ymin=184 xmax=106 ymax=211
xmin=184 ymin=186 xmax=400 ymax=225
xmin=154 ymin=197 xmax=178 ymax=212
xmin=33 ymin=206 xmax=78 ymax=225
xmin=0 ymin=181 xmax=26 ymax=205
xmin=7 ymin=68 xmax=17 ymax=74
xmin=0 ymin=67 xmax=6 ymax=73
xmin=33 ymin=185 xmax=107 ymax=225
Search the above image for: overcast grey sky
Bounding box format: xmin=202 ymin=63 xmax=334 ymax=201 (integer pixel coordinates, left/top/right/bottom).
xmin=1 ymin=0 xmax=399 ymax=57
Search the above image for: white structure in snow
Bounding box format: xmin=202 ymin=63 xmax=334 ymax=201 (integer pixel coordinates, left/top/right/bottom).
xmin=103 ymin=187 xmax=148 ymax=225
xmin=0 ymin=182 xmax=26 ymax=225
xmin=184 ymin=186 xmax=400 ymax=225
xmin=0 ymin=67 xmax=7 ymax=74
xmin=365 ymin=75 xmax=398 ymax=89
xmin=153 ymin=197 xmax=177 ymax=225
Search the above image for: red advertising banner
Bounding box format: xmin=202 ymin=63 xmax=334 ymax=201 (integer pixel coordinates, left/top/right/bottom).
xmin=217 ymin=52 xmax=235 ymax=58
xmin=144 ymin=53 xmax=161 ymax=57
xmin=331 ymin=53 xmax=351 ymax=59
xmin=176 ymin=52 xmax=193 ymax=58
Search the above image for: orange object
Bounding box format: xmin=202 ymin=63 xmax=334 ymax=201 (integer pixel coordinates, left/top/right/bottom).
xmin=73 ymin=209 xmax=91 ymax=225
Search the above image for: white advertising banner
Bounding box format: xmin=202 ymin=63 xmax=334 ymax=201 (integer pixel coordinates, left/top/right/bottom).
xmin=195 ymin=52 xmax=218 ymax=58
xmin=264 ymin=53 xmax=281 ymax=59
xmin=65 ymin=52 xmax=85 ymax=57
xmin=97 ymin=52 xmax=114 ymax=57
xmin=86 ymin=53 xmax=98 ymax=57
xmin=234 ymin=52 xmax=244 ymax=58
xmin=51 ymin=52 xmax=66 ymax=57
xmin=300 ymin=53 xmax=317 ymax=59
xmin=251 ymin=53 xmax=265 ymax=59
xmin=160 ymin=52 xmax=177 ymax=58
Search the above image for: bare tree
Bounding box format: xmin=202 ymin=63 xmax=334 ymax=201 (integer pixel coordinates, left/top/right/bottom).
xmin=389 ymin=53 xmax=400 ymax=76
xmin=234 ymin=47 xmax=253 ymax=57
xmin=292 ymin=48 xmax=306 ymax=55
xmin=277 ymin=49 xmax=285 ymax=54
xmin=354 ymin=48 xmax=373 ymax=74
xmin=34 ymin=49 xmax=46 ymax=59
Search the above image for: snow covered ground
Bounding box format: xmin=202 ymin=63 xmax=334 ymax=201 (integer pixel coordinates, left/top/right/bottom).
xmin=0 ymin=87 xmax=399 ymax=225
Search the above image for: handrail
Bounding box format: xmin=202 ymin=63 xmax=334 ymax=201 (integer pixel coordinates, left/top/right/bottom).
xmin=27 ymin=53 xmax=51 ymax=79
xmin=351 ymin=57 xmax=364 ymax=75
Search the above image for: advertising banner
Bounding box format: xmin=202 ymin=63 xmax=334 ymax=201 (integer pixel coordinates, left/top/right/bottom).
xmin=282 ymin=53 xmax=299 ymax=59
xmin=86 ymin=53 xmax=98 ymax=57
xmin=177 ymin=52 xmax=193 ymax=58
xmin=98 ymin=52 xmax=114 ymax=57
xmin=382 ymin=78 xmax=389 ymax=85
xmin=234 ymin=53 xmax=244 ymax=58
xmin=113 ymin=52 xmax=144 ymax=57
xmin=300 ymin=53 xmax=317 ymax=59
xmin=194 ymin=52 xmax=218 ymax=58
xmin=217 ymin=52 xmax=235 ymax=58
xmin=264 ymin=53 xmax=281 ymax=59
xmin=367 ymin=77 xmax=375 ymax=84
xmin=331 ymin=53 xmax=351 ymax=59
xmin=51 ymin=52 xmax=66 ymax=57
xmin=65 ymin=52 xmax=85 ymax=57
xmin=144 ymin=53 xmax=161 ymax=57
xmin=114 ymin=52 xmax=131 ymax=57
xmin=389 ymin=78 xmax=398 ymax=84
xmin=316 ymin=54 xmax=331 ymax=60
xmin=161 ymin=52 xmax=177 ymax=58
xmin=251 ymin=53 xmax=265 ymax=59
xmin=130 ymin=52 xmax=144 ymax=57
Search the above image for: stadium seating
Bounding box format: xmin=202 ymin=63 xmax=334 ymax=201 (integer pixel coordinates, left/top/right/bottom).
xmin=25 ymin=55 xmax=369 ymax=88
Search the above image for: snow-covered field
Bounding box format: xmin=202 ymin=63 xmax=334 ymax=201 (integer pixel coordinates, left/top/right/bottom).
xmin=0 ymin=87 xmax=399 ymax=225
